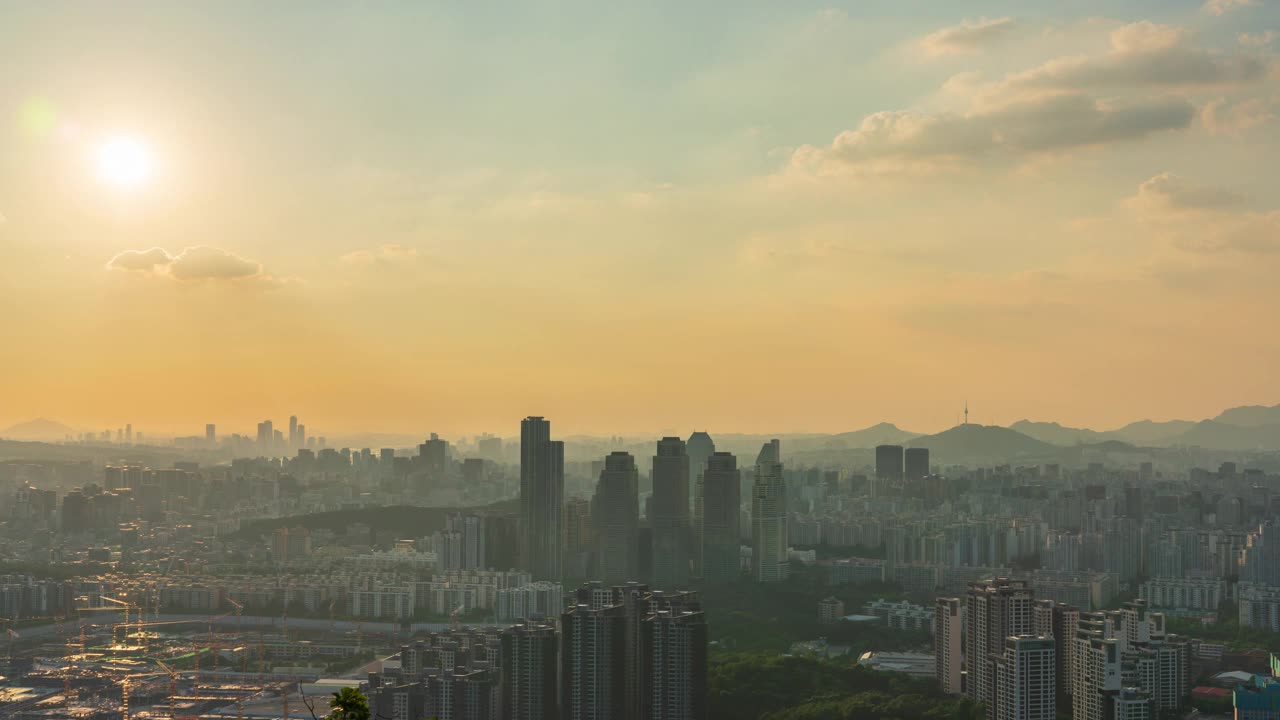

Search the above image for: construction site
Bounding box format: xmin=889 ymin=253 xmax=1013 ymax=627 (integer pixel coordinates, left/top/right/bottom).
xmin=1 ymin=593 xmax=385 ymax=720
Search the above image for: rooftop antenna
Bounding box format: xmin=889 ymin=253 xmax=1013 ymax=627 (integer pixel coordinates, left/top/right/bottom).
xmin=964 ymin=400 xmax=969 ymax=426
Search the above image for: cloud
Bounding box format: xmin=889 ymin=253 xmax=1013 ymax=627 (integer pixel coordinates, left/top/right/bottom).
xmin=787 ymin=93 xmax=1193 ymax=175
xmin=1128 ymin=173 xmax=1244 ymax=212
xmin=1201 ymin=96 xmax=1278 ymax=134
xmin=107 ymin=247 xmax=174 ymax=273
xmin=1238 ymin=31 xmax=1278 ymax=47
xmin=920 ymin=17 xmax=1017 ymax=57
xmin=340 ymin=244 xmax=419 ymax=264
xmin=167 ymin=246 xmax=263 ymax=280
xmin=987 ymin=22 xmax=1267 ymax=102
xmin=107 ymin=246 xmax=270 ymax=282
xmin=1203 ymin=0 xmax=1258 ymax=15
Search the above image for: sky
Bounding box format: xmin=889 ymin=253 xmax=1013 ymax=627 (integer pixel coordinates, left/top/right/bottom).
xmin=1 ymin=0 xmax=1278 ymax=438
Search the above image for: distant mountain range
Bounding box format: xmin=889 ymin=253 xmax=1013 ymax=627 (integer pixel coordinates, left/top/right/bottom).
xmin=1 ymin=418 xmax=77 ymax=441
xmin=1010 ymin=403 xmax=1280 ymax=451
xmin=909 ymin=423 xmax=1056 ymax=461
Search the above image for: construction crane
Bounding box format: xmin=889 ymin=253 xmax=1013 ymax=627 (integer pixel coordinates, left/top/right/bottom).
xmin=329 ymin=599 xmax=336 ymax=633
xmin=118 ymin=670 xmax=162 ymax=720
xmin=450 ymin=604 xmax=465 ymax=631
xmin=99 ymin=595 xmax=137 ymax=645
xmin=155 ymin=658 xmax=179 ymax=720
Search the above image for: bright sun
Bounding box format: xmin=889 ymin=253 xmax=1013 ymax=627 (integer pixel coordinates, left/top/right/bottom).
xmin=95 ymin=135 xmax=154 ymax=189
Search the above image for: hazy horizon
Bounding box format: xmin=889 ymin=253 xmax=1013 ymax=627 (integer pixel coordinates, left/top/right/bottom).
xmin=4 ymin=398 xmax=1278 ymax=442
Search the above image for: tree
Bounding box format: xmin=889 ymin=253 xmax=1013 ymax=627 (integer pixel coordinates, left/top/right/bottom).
xmin=327 ymin=686 xmax=371 ymax=720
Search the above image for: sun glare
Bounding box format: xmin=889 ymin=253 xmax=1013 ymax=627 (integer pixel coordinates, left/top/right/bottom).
xmin=95 ymin=135 xmax=154 ymax=190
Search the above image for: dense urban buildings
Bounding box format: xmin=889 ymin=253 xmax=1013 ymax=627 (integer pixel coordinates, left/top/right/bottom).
xmin=4 ymin=407 xmax=1280 ymax=720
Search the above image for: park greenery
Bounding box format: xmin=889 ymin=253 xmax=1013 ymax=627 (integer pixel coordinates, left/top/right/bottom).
xmin=709 ymin=652 xmax=984 ymax=720
xmin=696 ymin=563 xmax=930 ymax=654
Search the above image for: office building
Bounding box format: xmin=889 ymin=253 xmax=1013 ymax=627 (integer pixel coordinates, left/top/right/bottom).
xmin=751 ymin=440 xmax=788 ymax=583
xmin=651 ymin=437 xmax=691 ymax=587
xmin=699 ymin=452 xmax=741 ymax=584
xmin=520 ymin=417 xmax=564 ymax=580
xmin=420 ymin=433 xmax=450 ymax=478
xmin=905 ymin=447 xmax=930 ymax=481
xmin=876 ymin=445 xmax=904 ymax=484
xmin=594 ymin=452 xmax=640 ymax=584
xmin=686 ymin=431 xmax=715 ymax=507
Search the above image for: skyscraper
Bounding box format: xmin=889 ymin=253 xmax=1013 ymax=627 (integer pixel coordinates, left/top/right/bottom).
xmin=257 ymin=420 xmax=272 ymax=453
xmin=685 ymin=431 xmax=715 ymax=506
xmin=875 ymin=444 xmax=904 ymax=484
xmin=642 ymin=604 xmax=708 ymax=720
xmin=420 ymin=433 xmax=450 ymax=479
xmin=594 ymin=452 xmax=639 ymax=584
xmin=751 ymin=439 xmax=788 ymax=583
xmin=521 ymin=417 xmax=564 ymax=580
xmin=561 ymin=602 xmax=628 ymax=720
xmin=935 ymin=597 xmax=963 ymax=694
xmin=288 ymin=415 xmax=298 ymax=448
xmin=205 ymin=423 xmax=216 ymax=448
xmin=905 ymin=447 xmax=930 ymax=481
xmin=563 ymin=583 xmax=706 ymax=720
xmin=967 ymin=578 xmax=1035 ymax=717
xmin=995 ymin=636 xmax=1056 ymax=720
xmin=500 ymin=621 xmax=559 ymax=720
xmin=699 ymin=452 xmax=741 ymax=584
xmin=651 ymin=437 xmax=690 ymax=587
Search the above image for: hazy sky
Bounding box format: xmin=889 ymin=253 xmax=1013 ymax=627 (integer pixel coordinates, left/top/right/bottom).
xmin=2 ymin=1 xmax=1278 ymax=437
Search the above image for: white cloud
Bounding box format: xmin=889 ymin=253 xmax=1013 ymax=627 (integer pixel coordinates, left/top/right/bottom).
xmin=787 ymin=94 xmax=1193 ymax=176
xmin=168 ymin=246 xmax=262 ymax=280
xmin=1203 ymin=0 xmax=1259 ymax=16
xmin=108 ymin=246 xmax=270 ymax=282
xmin=920 ymin=17 xmax=1017 ymax=57
xmin=986 ymin=22 xmax=1266 ymax=104
xmin=107 ymin=247 xmax=174 ymax=273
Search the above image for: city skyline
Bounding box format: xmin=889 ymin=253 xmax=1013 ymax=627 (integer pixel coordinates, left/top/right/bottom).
xmin=3 ymin=2 xmax=1280 ymax=435
xmin=5 ymin=396 xmax=1280 ymax=445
